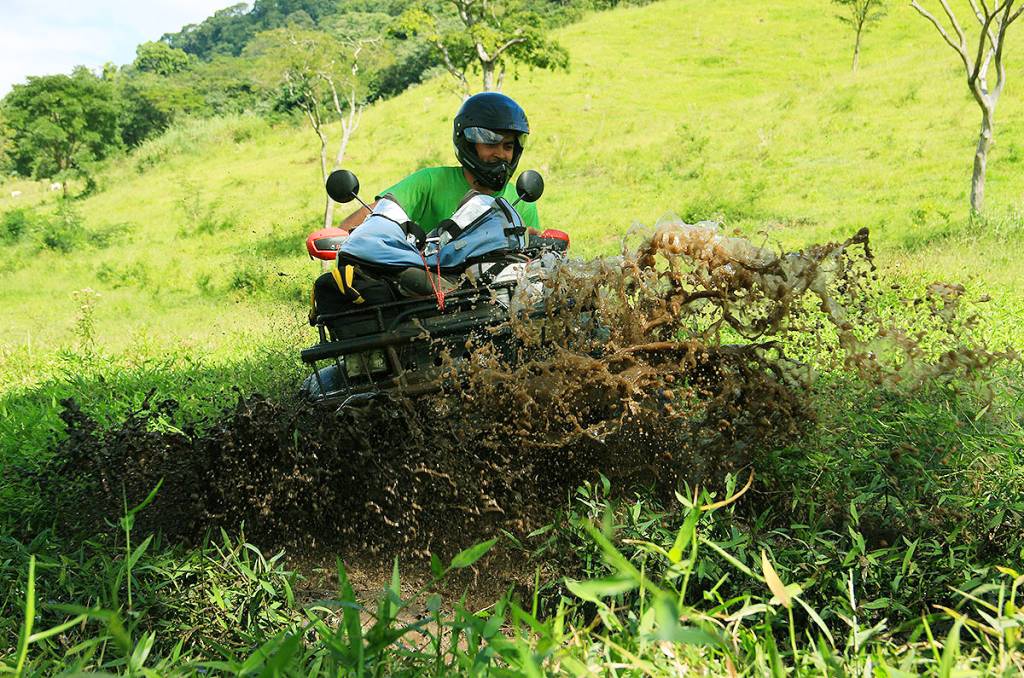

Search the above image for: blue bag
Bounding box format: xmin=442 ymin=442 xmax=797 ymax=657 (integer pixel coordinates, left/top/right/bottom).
xmin=338 ymin=194 xmax=526 ymax=274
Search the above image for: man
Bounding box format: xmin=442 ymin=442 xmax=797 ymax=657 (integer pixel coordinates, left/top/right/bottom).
xmin=311 ymin=91 xmax=538 ymax=316
xmin=339 ymin=91 xmax=539 ymax=232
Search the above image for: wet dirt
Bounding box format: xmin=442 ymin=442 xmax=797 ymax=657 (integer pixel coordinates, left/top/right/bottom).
xmin=38 ymin=221 xmax=1014 ymax=569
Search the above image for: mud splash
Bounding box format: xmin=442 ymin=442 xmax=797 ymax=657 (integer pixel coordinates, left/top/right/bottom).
xmin=42 ymin=221 xmax=1014 ymax=557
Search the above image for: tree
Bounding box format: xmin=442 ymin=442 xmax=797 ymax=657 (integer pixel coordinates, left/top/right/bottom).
xmin=911 ymin=0 xmax=1023 ymax=213
xmin=0 ymin=129 xmax=13 ymax=176
xmin=133 ymin=41 xmax=193 ymax=76
xmin=118 ymin=73 xmax=205 ymax=147
xmin=0 ymin=68 xmax=121 ymax=196
xmin=832 ymin=0 xmax=887 ymax=72
xmin=162 ymin=3 xmax=254 ymax=58
xmin=249 ymin=0 xmax=340 ymax=27
xmin=247 ymin=29 xmax=377 ymax=229
xmin=161 ymin=0 xmax=347 ymax=60
xmin=396 ymin=0 xmax=569 ymax=95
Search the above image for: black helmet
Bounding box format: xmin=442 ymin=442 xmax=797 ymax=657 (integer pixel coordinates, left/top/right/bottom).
xmin=453 ymin=92 xmax=530 ymax=191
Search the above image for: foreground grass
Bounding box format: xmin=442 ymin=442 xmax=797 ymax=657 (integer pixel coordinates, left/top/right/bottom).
xmin=0 ymin=354 xmax=1021 ymax=674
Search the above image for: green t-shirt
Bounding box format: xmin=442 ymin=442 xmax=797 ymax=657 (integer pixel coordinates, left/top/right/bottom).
xmin=376 ymin=166 xmax=540 ymax=234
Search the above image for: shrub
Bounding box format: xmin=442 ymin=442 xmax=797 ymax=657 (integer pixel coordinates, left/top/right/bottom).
xmin=226 ymin=114 xmax=268 ymax=144
xmin=3 ymin=203 xmax=130 ymax=253
xmin=39 ymin=201 xmax=86 ymax=253
xmin=1 ymin=208 xmax=34 ymax=243
xmin=175 ymin=178 xmax=237 ymax=237
xmin=195 ymin=271 xmax=215 ymax=296
xmin=86 ymin=222 xmax=135 ymax=249
xmin=95 ymin=261 xmax=150 ymax=289
xmin=230 ymin=262 xmax=270 ymax=294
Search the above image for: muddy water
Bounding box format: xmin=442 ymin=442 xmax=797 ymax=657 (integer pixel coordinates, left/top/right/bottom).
xmin=44 ymin=221 xmax=1013 ymax=559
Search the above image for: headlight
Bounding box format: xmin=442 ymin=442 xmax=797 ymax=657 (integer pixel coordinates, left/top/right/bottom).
xmin=344 ymin=350 xmax=388 ymax=378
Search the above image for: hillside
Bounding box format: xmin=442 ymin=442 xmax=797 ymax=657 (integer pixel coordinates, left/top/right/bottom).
xmin=2 ymin=0 xmax=1023 ymax=353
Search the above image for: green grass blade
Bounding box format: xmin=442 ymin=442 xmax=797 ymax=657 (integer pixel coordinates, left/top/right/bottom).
xmin=564 ymin=575 xmax=636 ymax=604
xmin=13 ymin=555 xmax=35 ymax=677
xmin=27 ymin=613 xmax=88 ymax=645
xmin=668 ymin=505 xmax=700 ymax=563
xmin=937 ymin=617 xmax=962 ymax=678
xmin=449 ymin=538 xmax=498 ymax=569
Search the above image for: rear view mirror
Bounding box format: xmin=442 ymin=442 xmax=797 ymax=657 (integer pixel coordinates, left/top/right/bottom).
xmin=326 ymin=170 xmax=360 ymax=203
xmin=515 ymin=170 xmax=544 ymax=203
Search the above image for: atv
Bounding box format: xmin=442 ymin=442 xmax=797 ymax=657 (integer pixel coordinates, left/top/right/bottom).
xmin=300 ymin=168 xmax=570 ymax=406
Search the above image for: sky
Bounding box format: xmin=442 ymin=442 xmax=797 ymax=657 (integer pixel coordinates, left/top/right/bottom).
xmin=0 ymin=0 xmax=241 ymax=96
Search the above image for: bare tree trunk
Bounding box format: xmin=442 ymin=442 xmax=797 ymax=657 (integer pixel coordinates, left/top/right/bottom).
xmin=318 ymin=133 xmax=333 ymax=230
xmin=911 ymin=0 xmax=1022 ymax=215
xmin=324 ymin=196 xmax=336 ymax=231
xmin=323 ymin=114 xmax=360 ymax=229
xmin=971 ymin=107 xmax=994 ymax=213
xmin=852 ymin=28 xmax=862 ymax=72
xmin=434 ymin=39 xmax=470 ymax=98
xmin=59 ymin=157 xmax=69 ymax=199
xmin=322 ymin=75 xmax=363 ymax=230
xmin=481 ymin=62 xmax=495 ymax=91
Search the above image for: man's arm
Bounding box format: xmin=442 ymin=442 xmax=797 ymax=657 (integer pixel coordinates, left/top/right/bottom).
xmin=339 ymin=200 xmax=378 ymax=230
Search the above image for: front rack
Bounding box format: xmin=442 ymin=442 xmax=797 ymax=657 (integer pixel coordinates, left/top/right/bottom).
xmin=301 ymin=282 xmax=518 ymax=403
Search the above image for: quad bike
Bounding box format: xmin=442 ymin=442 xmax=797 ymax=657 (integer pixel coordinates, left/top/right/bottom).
xmin=300 ymin=168 xmax=570 ymax=406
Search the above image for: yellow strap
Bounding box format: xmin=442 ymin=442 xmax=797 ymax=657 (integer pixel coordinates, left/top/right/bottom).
xmin=332 ymin=265 xmax=365 ymax=304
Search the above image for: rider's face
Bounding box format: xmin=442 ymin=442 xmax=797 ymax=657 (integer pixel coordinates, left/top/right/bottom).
xmin=474 ymin=132 xmax=517 ymax=164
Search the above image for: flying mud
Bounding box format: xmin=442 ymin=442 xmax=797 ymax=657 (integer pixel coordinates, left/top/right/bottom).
xmin=41 ymin=220 xmax=1014 ymax=559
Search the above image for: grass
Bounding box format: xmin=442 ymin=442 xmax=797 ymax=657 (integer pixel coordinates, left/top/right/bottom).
xmin=1 ymin=0 xmax=1024 ymax=674
xmin=2 ymin=385 xmax=1022 ymax=674
xmin=2 ymin=0 xmax=1024 ymax=350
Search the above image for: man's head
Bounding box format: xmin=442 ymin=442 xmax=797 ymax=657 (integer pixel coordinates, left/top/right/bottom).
xmin=453 ymin=92 xmax=529 ymax=192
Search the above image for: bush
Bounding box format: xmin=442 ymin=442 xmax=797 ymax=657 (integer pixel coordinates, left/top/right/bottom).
xmin=38 ymin=201 xmax=86 ymax=253
xmin=1 ymin=203 xmax=128 ymax=253
xmin=229 ymin=261 xmax=270 ymax=294
xmin=0 ymin=209 xmax=34 ymax=244
xmin=175 ymin=179 xmax=237 ymax=237
xmin=85 ymin=222 xmax=135 ymax=249
xmin=95 ymin=260 xmax=150 ymax=289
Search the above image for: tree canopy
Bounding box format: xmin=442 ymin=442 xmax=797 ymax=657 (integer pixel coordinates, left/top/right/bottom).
xmin=133 ymin=41 xmax=194 ymax=76
xmin=162 ymin=0 xmax=359 ymax=59
xmin=396 ymin=0 xmax=570 ymax=93
xmin=0 ymin=69 xmax=121 ymax=185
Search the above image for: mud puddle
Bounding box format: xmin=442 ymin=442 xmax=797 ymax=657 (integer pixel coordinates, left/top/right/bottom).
xmin=38 ymin=220 xmax=1013 ymax=572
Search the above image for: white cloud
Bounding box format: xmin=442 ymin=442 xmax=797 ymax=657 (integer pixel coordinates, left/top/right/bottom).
xmin=0 ymin=0 xmax=245 ymax=96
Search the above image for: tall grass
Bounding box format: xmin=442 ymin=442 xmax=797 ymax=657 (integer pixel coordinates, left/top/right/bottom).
xmin=132 ymin=113 xmax=272 ymax=174
xmin=3 ymin=460 xmax=1022 ymax=675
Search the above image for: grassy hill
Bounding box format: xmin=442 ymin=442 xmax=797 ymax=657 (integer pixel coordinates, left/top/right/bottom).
xmin=2 ymin=0 xmax=1022 ymax=353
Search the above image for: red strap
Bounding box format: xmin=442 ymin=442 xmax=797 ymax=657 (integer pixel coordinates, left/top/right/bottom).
xmin=419 ymin=253 xmax=446 ymax=311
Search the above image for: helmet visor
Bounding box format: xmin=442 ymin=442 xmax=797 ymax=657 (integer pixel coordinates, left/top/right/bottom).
xmin=463 ymin=126 xmax=528 ymax=148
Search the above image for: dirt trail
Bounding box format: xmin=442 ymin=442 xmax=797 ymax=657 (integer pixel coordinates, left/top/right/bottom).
xmin=40 ymin=221 xmax=1012 ymax=568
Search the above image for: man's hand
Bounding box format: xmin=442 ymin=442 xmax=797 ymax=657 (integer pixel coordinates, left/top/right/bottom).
xmin=339 ymin=200 xmax=378 ymax=230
